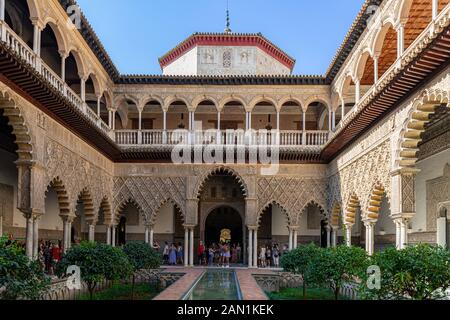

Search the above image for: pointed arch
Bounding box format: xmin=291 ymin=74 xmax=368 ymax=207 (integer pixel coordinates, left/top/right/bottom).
xmin=115 ymin=198 xmax=145 ymax=224
xmin=257 ymin=200 xmax=291 ymax=227
xmin=365 ymin=184 xmax=387 ymax=221
xmin=46 ymin=177 xmax=71 ymax=216
xmin=194 ymin=166 xmax=248 ymax=199
xmin=330 ymin=202 xmax=342 ymax=228
xmin=0 ymin=92 xmax=34 ymax=161
xmin=152 ymin=197 xmax=185 ymax=225
xmin=345 ymin=194 xmax=361 ymax=225
xmin=99 ymin=196 xmax=112 ymax=225
xmin=77 ymin=188 xmax=96 ymax=223
xmin=397 ymin=88 xmax=449 ymax=168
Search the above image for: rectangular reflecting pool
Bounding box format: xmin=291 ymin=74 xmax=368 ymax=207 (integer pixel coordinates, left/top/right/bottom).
xmin=183 ymin=269 xmax=242 ymax=300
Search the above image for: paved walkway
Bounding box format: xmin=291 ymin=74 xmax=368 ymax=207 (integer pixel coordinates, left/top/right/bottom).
xmin=154 ymin=267 xmax=273 ymax=300
xmin=235 ymin=269 xmax=272 ymax=300
xmin=153 ymin=268 xmax=205 ymax=300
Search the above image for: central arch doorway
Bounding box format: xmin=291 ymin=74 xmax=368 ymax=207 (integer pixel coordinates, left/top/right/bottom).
xmin=205 ymin=206 xmax=243 ymax=247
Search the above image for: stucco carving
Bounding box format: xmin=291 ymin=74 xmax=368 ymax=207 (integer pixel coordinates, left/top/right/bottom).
xmin=257 ymin=177 xmax=328 ymax=226
xmin=329 ymin=140 xmax=392 ymax=220
xmin=426 ymin=164 xmax=450 ymax=231
xmin=113 ymin=176 xmax=186 ymax=224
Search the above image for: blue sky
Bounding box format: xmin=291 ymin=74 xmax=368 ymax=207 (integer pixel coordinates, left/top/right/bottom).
xmin=77 ymin=0 xmax=365 ymax=75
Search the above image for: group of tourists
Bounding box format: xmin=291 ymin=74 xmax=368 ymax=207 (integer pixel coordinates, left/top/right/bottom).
xmin=201 ymin=242 xmax=243 ymax=267
xmin=38 ymin=240 xmax=63 ymax=275
xmin=161 ymin=242 xmax=184 ymax=266
xmin=258 ymin=243 xmax=285 ymax=268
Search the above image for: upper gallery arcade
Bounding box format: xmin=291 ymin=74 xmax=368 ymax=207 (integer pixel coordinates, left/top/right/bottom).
xmin=0 ymin=0 xmax=449 ymax=266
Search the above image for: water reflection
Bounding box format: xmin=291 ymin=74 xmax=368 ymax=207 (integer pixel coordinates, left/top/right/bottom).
xmin=188 ymin=270 xmax=240 ymax=300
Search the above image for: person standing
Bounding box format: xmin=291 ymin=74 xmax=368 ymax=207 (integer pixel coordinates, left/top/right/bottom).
xmin=197 ymin=240 xmax=205 ymax=266
xmin=169 ymin=243 xmax=177 ymax=265
xmin=272 ymin=244 xmax=280 ymax=268
xmin=177 ymin=242 xmax=184 ymax=265
xmin=163 ymin=242 xmax=169 ymax=265
xmin=236 ymin=243 xmax=242 ymax=263
xmin=259 ymin=246 xmax=266 ymax=268
xmin=223 ymin=243 xmax=231 ymax=268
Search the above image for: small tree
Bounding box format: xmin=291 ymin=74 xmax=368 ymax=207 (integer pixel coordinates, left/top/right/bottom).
xmin=309 ymin=245 xmax=368 ymax=300
xmin=122 ymin=242 xmax=162 ymax=299
xmin=56 ymin=242 xmax=133 ymax=300
xmin=0 ymin=236 xmax=49 ymax=300
xmin=360 ymin=244 xmax=450 ymax=300
xmin=280 ymin=243 xmax=321 ymax=298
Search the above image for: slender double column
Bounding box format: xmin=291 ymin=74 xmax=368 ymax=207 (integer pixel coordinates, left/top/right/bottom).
xmin=247 ymin=226 xmax=258 ymax=268
xmin=248 ymin=228 xmax=253 ymax=268
xmin=288 ymin=226 xmax=299 ymax=250
xmin=364 ymin=221 xmax=375 ymax=255
xmin=88 ymin=223 xmax=95 ymax=242
xmin=331 ymin=227 xmax=338 ymax=247
xmin=345 ymin=224 xmax=353 ymax=247
xmin=62 ymin=216 xmax=74 ymax=252
xmin=326 ymin=225 xmax=332 ymax=248
xmin=394 ymin=217 xmax=409 ymax=250
xmin=183 ymin=225 xmax=195 ymax=267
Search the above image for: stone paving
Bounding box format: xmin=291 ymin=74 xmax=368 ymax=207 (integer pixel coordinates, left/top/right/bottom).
xmin=153 ymin=267 xmax=274 ymax=300
xmin=153 ymin=268 xmax=205 ymax=300
xmin=235 ymin=269 xmax=272 ymax=300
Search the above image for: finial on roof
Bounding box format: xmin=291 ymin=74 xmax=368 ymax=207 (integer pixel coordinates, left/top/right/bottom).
xmin=224 ymin=0 xmax=232 ymax=34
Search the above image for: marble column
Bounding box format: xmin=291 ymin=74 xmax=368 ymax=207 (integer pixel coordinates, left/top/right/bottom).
xmin=88 ymin=224 xmax=95 ymax=242
xmin=432 ymin=0 xmax=439 ymax=20
xmin=189 ymin=227 xmax=194 ymax=267
xmin=144 ymin=226 xmax=149 ymax=244
xmin=184 ymin=227 xmax=189 ymax=267
xmin=111 ymin=226 xmax=116 ymax=247
xmin=288 ymin=228 xmax=293 ymax=251
xmin=331 ymin=227 xmax=338 ymax=247
xmin=60 ymin=54 xmax=67 ymax=82
xmin=345 ymin=225 xmax=352 ymax=247
xmin=396 ymin=22 xmax=405 ymax=58
xmin=364 ymin=221 xmax=375 ymax=256
xmin=25 ymin=214 xmax=33 ymax=258
xmin=32 ymin=215 xmax=40 ymax=260
xmin=326 ymin=225 xmax=331 ymax=248
xmin=248 ymin=228 xmax=253 ymax=268
xmin=253 ymin=229 xmax=258 ymax=268
xmin=106 ymin=225 xmax=111 ymax=245
xmin=150 ymin=226 xmax=154 ymax=247
xmin=32 ymin=23 xmax=41 ymax=56
xmin=373 ymin=55 xmax=379 ymax=83
xmin=293 ymin=229 xmax=298 ymax=249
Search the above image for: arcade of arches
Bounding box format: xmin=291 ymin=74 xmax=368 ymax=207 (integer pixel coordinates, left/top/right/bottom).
xmin=0 ymin=0 xmax=449 ymax=268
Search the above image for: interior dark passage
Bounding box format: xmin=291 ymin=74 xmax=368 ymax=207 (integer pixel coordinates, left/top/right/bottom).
xmin=205 ymin=206 xmax=243 ymax=246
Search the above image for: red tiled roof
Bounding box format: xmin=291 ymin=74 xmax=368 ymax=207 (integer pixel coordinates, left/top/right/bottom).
xmin=158 ymin=32 xmax=296 ymax=71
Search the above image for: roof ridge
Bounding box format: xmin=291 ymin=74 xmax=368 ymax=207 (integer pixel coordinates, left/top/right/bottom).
xmin=158 ymin=32 xmax=296 ymax=70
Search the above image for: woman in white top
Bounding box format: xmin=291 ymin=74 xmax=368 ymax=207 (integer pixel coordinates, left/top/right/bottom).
xmin=260 ymin=246 xmax=266 ymax=268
